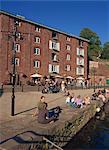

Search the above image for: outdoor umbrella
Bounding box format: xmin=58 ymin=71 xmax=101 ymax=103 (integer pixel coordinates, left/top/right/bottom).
xmin=30 ymin=73 xmax=42 ymax=78
xmin=55 ymin=75 xmax=63 ymax=78
xmin=76 ymin=77 xmax=84 ymax=80
xmin=66 ymin=76 xmax=74 ymax=79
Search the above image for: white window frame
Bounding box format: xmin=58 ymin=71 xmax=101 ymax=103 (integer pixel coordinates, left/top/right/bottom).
xmin=76 ymin=67 xmax=84 ymax=75
xmin=77 ymin=57 xmax=84 ymax=66
xmin=80 ymin=41 xmax=83 ymax=47
xmin=35 ymin=26 xmax=41 ymax=32
xmin=66 ymin=37 xmax=70 ymax=41
xmin=35 ymin=37 xmax=40 ymax=43
xmin=49 ymin=40 xmax=60 ymax=51
xmin=34 ymin=48 xmax=40 ymax=55
xmin=15 ymin=58 xmax=20 ymax=66
xmin=49 ymin=64 xmax=59 ymax=73
xmin=66 ymin=65 xmax=71 ymax=71
xmin=15 ymin=44 xmax=20 ymax=52
xmin=34 ymin=60 xmax=40 ymax=68
xmin=66 ymin=54 xmax=71 ymax=61
xmin=18 ymin=22 xmax=21 ymax=27
xmin=77 ymin=48 xmax=84 ymax=57
xmin=66 ymin=45 xmax=71 ymax=50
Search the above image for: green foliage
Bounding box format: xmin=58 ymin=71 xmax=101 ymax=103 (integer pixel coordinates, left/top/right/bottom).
xmin=80 ymin=28 xmax=102 ymax=60
xmin=101 ymin=42 xmax=109 ymax=59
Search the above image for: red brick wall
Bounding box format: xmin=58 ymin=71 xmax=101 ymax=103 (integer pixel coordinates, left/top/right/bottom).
xmin=0 ymin=12 xmax=88 ymax=84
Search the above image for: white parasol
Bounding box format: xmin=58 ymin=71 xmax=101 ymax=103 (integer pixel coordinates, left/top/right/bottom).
xmin=76 ymin=77 xmax=84 ymax=80
xmin=30 ymin=73 xmax=42 ymax=78
xmin=66 ymin=76 xmax=74 ymax=79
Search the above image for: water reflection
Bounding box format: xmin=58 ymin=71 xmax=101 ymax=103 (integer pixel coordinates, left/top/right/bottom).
xmin=64 ymin=102 xmax=109 ymax=150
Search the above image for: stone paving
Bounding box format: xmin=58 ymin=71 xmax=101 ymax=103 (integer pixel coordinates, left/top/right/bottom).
xmin=0 ymin=89 xmax=93 ymax=149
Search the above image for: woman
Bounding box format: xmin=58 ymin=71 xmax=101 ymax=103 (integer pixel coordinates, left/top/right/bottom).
xmin=75 ymin=95 xmax=83 ymax=108
xmin=36 ymin=96 xmax=57 ymax=124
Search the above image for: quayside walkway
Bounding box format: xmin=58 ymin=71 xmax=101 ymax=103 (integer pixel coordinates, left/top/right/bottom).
xmin=0 ymin=89 xmax=107 ymax=150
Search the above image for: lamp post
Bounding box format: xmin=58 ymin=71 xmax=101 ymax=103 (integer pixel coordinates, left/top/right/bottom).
xmin=11 ymin=20 xmax=18 ymax=116
xmin=11 ymin=19 xmax=23 ymax=116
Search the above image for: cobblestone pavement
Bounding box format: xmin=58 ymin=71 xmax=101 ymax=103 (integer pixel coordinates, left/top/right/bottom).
xmin=0 ymin=89 xmax=93 ymax=149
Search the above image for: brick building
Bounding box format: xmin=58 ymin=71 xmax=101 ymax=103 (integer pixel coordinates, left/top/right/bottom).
xmin=0 ymin=10 xmax=89 ymax=84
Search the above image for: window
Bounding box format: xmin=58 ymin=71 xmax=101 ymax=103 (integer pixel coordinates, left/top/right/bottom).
xmin=16 ymin=32 xmax=21 ymax=39
xmin=35 ymin=26 xmax=41 ymax=32
xmin=77 ymin=57 xmax=84 ymax=66
xmin=33 ymin=60 xmax=40 ymax=68
xmin=66 ymin=45 xmax=71 ymax=50
xmin=35 ymin=37 xmax=40 ymax=43
xmin=49 ymin=40 xmax=60 ymax=51
xmin=76 ymin=67 xmax=84 ymax=75
xmin=15 ymin=58 xmax=20 ymax=66
xmin=66 ymin=54 xmax=71 ymax=60
xmin=15 ymin=44 xmax=20 ymax=52
xmin=66 ymin=37 xmax=70 ymax=41
xmin=34 ymin=48 xmax=40 ymax=55
xmin=14 ymin=20 xmax=21 ymax=27
xmin=66 ymin=65 xmax=71 ymax=71
xmin=52 ymin=31 xmax=57 ymax=38
xmin=52 ymin=53 xmax=58 ymax=61
xmin=77 ymin=48 xmax=84 ymax=56
xmin=79 ymin=40 xmax=83 ymax=47
xmin=49 ymin=64 xmax=59 ymax=73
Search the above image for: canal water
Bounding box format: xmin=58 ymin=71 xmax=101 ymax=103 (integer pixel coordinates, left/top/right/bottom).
xmin=64 ymin=102 xmax=109 ymax=150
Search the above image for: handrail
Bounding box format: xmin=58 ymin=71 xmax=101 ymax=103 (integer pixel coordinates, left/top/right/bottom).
xmin=43 ymin=136 xmax=63 ymax=150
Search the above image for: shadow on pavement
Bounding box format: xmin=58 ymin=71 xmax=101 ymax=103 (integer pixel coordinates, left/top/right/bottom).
xmin=15 ymin=107 xmax=37 ymax=116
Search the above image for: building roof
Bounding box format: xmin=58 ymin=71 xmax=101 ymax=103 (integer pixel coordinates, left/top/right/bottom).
xmin=0 ymin=10 xmax=89 ymax=42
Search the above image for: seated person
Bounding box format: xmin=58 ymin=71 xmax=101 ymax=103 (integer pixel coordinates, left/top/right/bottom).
xmin=66 ymin=93 xmax=77 ymax=108
xmin=64 ymin=89 xmax=70 ymax=96
xmin=105 ymin=89 xmax=109 ymax=98
xmin=83 ymin=96 xmax=91 ymax=105
xmin=34 ymin=96 xmax=60 ymax=124
xmin=37 ymin=96 xmax=47 ymax=111
xmin=71 ymin=93 xmax=76 ymax=103
xmin=66 ymin=93 xmax=71 ymax=103
xmin=98 ymin=92 xmax=106 ymax=102
xmin=75 ymin=95 xmax=83 ymax=108
xmin=91 ymin=93 xmax=98 ymax=100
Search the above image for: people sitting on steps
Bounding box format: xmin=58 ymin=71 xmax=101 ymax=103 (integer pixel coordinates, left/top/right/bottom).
xmin=33 ymin=96 xmax=61 ymax=124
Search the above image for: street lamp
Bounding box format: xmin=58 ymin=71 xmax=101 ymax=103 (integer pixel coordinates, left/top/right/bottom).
xmin=11 ymin=20 xmax=19 ymax=116
xmin=11 ymin=19 xmax=23 ymax=116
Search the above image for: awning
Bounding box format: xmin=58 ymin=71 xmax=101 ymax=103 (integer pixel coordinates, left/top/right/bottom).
xmin=30 ymin=73 xmax=42 ymax=78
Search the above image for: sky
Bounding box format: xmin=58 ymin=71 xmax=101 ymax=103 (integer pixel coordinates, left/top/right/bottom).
xmin=1 ymin=0 xmax=109 ymax=44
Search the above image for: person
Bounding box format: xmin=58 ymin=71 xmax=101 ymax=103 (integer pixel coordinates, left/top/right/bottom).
xmin=61 ymin=80 xmax=66 ymax=92
xmin=37 ymin=96 xmax=56 ymax=124
xmin=66 ymin=93 xmax=77 ymax=108
xmin=75 ymin=95 xmax=83 ymax=108
xmin=105 ymin=88 xmax=109 ymax=98
xmin=64 ymin=89 xmax=70 ymax=96
xmin=98 ymin=92 xmax=106 ymax=102
xmin=71 ymin=93 xmax=76 ymax=103
xmin=32 ymin=96 xmax=47 ymax=117
xmin=33 ymin=96 xmax=60 ymax=124
xmin=84 ymin=96 xmax=91 ymax=105
xmin=66 ymin=93 xmax=71 ymax=103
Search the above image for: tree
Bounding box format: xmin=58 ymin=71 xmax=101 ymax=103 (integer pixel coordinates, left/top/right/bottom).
xmin=80 ymin=28 xmax=102 ymax=60
xmin=101 ymin=42 xmax=109 ymax=59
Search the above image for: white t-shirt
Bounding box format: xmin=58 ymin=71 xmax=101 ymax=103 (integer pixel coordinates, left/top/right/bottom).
xmin=66 ymin=97 xmax=71 ymax=103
